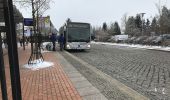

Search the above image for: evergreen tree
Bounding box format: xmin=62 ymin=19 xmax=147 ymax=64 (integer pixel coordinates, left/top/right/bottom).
xmin=146 ymin=19 xmax=150 ymax=27
xmin=135 ymin=14 xmax=142 ymax=29
xmin=108 ymin=23 xmax=114 ymax=35
xmin=151 ymin=17 xmax=159 ymax=35
xmin=125 ymin=16 xmax=140 ymax=36
xmin=145 ymin=19 xmax=151 ymax=35
xmin=102 ymin=22 xmax=107 ymax=31
xmin=159 ymin=6 xmax=170 ymax=34
xmin=113 ymin=22 xmax=121 ymax=35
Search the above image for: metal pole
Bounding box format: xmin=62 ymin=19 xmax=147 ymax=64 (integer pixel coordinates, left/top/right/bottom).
xmin=142 ymin=16 xmax=143 ymax=36
xmin=0 ymin=31 xmax=8 ymax=100
xmin=140 ymin=13 xmax=145 ymax=36
xmin=3 ymin=0 xmax=22 ymax=100
xmin=31 ymin=0 xmax=35 ymax=52
xmin=23 ymin=21 xmax=25 ymax=50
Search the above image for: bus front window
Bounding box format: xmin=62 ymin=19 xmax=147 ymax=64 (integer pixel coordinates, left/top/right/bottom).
xmin=68 ymin=28 xmax=90 ymax=42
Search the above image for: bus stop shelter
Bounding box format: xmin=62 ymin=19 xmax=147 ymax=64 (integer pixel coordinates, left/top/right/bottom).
xmin=0 ymin=0 xmax=23 ymax=100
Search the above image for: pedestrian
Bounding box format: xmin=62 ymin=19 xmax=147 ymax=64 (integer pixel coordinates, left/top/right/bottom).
xmin=58 ymin=33 xmax=65 ymax=51
xmin=50 ymin=33 xmax=57 ymax=51
xmin=37 ymin=33 xmax=44 ymax=50
xmin=3 ymin=38 xmax=8 ymax=48
xmin=25 ymin=37 xmax=29 ymax=46
xmin=19 ymin=37 xmax=23 ymax=47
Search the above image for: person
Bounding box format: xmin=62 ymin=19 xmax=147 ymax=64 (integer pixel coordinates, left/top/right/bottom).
xmin=37 ymin=33 xmax=43 ymax=50
xmin=58 ymin=33 xmax=65 ymax=51
xmin=19 ymin=37 xmax=23 ymax=47
xmin=25 ymin=37 xmax=29 ymax=46
xmin=50 ymin=33 xmax=57 ymax=51
xmin=3 ymin=38 xmax=8 ymax=48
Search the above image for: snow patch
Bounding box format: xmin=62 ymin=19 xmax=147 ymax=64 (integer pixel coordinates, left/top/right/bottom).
xmin=162 ymin=88 xmax=166 ymax=94
xmin=41 ymin=50 xmax=52 ymax=53
xmin=41 ymin=42 xmax=51 ymax=50
xmin=42 ymin=42 xmax=51 ymax=47
xmin=24 ymin=60 xmax=54 ymax=71
xmin=92 ymin=42 xmax=170 ymax=52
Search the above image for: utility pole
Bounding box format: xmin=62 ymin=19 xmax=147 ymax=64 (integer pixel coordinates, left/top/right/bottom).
xmin=139 ymin=13 xmax=145 ymax=36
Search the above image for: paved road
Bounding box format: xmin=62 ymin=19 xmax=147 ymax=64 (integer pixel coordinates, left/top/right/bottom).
xmin=65 ymin=43 xmax=170 ymax=100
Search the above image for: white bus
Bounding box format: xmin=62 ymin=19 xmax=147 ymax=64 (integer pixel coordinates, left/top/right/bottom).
xmin=64 ymin=22 xmax=91 ymax=50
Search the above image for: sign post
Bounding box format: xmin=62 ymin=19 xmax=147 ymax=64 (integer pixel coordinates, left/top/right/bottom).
xmin=23 ymin=18 xmax=33 ymax=50
xmin=0 ymin=28 xmax=8 ymax=100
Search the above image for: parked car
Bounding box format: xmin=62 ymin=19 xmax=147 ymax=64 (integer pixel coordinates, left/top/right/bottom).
xmin=142 ymin=36 xmax=157 ymax=45
xmin=133 ymin=36 xmax=148 ymax=44
xmin=162 ymin=34 xmax=170 ymax=46
xmin=126 ymin=37 xmax=137 ymax=44
xmin=151 ymin=36 xmax=163 ymax=45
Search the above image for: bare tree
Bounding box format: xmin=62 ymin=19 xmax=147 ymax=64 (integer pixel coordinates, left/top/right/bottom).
xmin=155 ymin=0 xmax=168 ymax=17
xmin=14 ymin=0 xmax=52 ymax=15
xmin=121 ymin=13 xmax=128 ymax=33
xmin=13 ymin=0 xmax=53 ymax=64
xmin=155 ymin=0 xmax=162 ymax=17
xmin=14 ymin=0 xmax=53 ymax=33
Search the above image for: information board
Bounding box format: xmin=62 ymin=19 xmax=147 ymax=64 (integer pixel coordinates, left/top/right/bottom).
xmin=24 ymin=18 xmax=33 ymax=26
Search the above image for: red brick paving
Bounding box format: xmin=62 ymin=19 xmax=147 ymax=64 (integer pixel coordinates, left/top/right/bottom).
xmin=0 ymin=45 xmax=82 ymax=100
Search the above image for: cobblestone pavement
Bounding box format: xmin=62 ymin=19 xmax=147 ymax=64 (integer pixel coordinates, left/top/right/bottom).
xmin=64 ymin=44 xmax=170 ymax=100
xmin=61 ymin=52 xmax=134 ymax=100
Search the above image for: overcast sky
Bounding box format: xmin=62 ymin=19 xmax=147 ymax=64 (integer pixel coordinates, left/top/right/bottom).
xmin=17 ymin=0 xmax=169 ymax=30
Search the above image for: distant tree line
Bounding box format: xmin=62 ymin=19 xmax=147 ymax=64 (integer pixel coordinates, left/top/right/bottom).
xmin=92 ymin=21 xmax=121 ymax=41
xmin=93 ymin=6 xmax=170 ymax=41
xmin=125 ymin=6 xmax=170 ymax=37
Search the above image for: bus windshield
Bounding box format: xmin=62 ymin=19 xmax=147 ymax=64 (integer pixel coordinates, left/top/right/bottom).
xmin=67 ymin=28 xmax=90 ymax=42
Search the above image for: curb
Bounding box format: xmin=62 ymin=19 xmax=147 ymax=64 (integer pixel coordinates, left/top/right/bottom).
xmin=55 ymin=52 xmax=108 ymax=100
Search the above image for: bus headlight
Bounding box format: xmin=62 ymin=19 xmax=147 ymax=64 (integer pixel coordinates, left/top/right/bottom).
xmin=66 ymin=44 xmax=70 ymax=49
xmin=87 ymin=44 xmax=90 ymax=48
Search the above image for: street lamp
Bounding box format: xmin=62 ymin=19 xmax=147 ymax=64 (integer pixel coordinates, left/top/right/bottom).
xmin=139 ymin=13 xmax=145 ymax=36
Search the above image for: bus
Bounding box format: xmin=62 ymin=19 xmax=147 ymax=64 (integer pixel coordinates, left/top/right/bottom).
xmin=63 ymin=22 xmax=91 ymax=50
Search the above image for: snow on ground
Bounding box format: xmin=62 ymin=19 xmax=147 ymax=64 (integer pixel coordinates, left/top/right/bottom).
xmin=41 ymin=42 xmax=60 ymax=53
xmin=42 ymin=42 xmax=51 ymax=49
xmin=92 ymin=41 xmax=170 ymax=51
xmin=23 ymin=42 xmax=58 ymax=70
xmin=40 ymin=42 xmax=52 ymax=53
xmin=41 ymin=50 xmax=52 ymax=53
xmin=24 ymin=59 xmax=54 ymax=71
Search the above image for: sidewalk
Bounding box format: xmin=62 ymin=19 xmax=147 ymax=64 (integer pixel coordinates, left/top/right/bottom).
xmin=1 ymin=45 xmax=82 ymax=100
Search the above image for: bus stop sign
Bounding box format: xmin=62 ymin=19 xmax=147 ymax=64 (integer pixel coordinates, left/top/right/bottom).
xmin=24 ymin=18 xmax=33 ymax=26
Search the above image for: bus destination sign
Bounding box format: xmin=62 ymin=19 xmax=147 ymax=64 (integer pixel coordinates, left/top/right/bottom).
xmin=68 ymin=23 xmax=89 ymax=28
